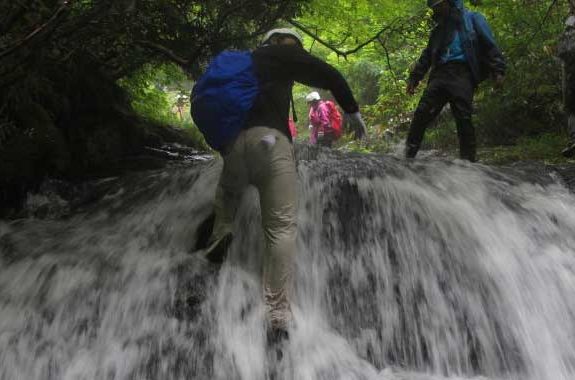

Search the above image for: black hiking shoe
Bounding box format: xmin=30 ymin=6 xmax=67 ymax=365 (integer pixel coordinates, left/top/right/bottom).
xmin=267 ymin=327 xmax=289 ymax=364
xmin=405 ymin=144 xmax=419 ymax=159
xmin=562 ymin=142 xmax=575 ymax=158
xmin=267 ymin=327 xmax=289 ymax=346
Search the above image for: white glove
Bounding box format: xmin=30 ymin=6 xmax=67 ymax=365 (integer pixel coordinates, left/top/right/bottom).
xmin=308 ymin=124 xmax=313 ymax=130
xmin=345 ymin=112 xmax=368 ymax=140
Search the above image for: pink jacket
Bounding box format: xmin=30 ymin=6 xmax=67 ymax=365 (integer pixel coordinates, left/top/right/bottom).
xmin=309 ymin=101 xmax=330 ymax=144
xmin=309 ymin=101 xmax=330 ymax=130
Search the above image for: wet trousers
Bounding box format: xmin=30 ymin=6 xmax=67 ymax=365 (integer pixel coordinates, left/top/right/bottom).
xmin=406 ymin=63 xmax=477 ymax=162
xmin=211 ymin=126 xmax=297 ymax=329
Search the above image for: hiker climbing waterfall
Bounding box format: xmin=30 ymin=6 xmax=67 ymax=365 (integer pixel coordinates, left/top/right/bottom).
xmin=2 ymin=1 xmax=575 ymax=380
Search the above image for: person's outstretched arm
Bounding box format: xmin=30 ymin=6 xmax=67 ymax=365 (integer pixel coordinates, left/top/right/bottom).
xmin=259 ymin=45 xmax=367 ymax=138
xmin=263 ymin=45 xmax=359 ymax=114
xmin=407 ymin=36 xmax=433 ymax=94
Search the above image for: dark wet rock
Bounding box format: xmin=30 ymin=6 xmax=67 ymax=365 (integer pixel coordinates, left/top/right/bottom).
xmin=0 ymin=62 xmax=206 ymax=218
xmin=497 ymin=160 xmax=575 ymax=192
xmin=1 ymin=148 xmax=212 ymax=219
xmin=548 ymin=164 xmax=575 ymax=191
xmin=171 ymin=260 xmax=219 ymax=322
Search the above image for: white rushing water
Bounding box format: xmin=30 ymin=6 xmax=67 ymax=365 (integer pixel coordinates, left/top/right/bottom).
xmin=1 ymin=148 xmax=575 ymax=380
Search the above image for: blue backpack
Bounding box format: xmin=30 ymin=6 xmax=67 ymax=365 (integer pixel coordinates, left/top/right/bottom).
xmin=190 ymin=51 xmax=259 ymax=152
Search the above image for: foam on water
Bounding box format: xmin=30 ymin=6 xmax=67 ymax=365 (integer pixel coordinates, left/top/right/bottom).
xmin=1 ymin=150 xmax=575 ymax=380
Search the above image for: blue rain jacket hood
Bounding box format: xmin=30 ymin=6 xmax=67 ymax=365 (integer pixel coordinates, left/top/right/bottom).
xmin=410 ymin=0 xmax=506 ymax=86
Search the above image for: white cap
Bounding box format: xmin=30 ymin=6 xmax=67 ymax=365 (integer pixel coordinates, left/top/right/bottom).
xmin=305 ymin=91 xmax=321 ymax=102
xmin=262 ymin=28 xmax=304 ymax=46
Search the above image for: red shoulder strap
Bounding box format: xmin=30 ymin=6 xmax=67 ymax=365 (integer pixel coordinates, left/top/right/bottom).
xmin=325 ymin=101 xmax=342 ymax=138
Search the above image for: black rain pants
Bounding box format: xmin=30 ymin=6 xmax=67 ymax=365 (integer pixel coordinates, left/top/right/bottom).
xmin=406 ymin=62 xmax=477 ymax=162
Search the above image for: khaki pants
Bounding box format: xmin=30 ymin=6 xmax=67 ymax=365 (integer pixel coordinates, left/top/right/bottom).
xmin=211 ymin=127 xmax=297 ymax=329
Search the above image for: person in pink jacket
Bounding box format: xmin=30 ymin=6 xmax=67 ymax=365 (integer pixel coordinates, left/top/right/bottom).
xmin=306 ymin=92 xmax=335 ymax=147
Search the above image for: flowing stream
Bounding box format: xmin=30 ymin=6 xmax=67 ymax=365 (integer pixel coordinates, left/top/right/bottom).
xmin=1 ymin=146 xmax=575 ymax=380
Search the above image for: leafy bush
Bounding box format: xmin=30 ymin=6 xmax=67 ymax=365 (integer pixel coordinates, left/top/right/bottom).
xmin=480 ymin=133 xmax=571 ymax=164
xmin=295 ymin=0 xmax=571 ymax=152
xmin=119 ymin=63 xmax=209 ymax=150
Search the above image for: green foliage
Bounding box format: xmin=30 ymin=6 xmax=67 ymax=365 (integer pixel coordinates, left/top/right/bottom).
xmin=479 ymin=133 xmax=572 ymax=165
xmin=294 ymin=0 xmax=571 ymax=152
xmin=0 ymin=0 xmax=310 ymax=125
xmin=470 ymin=1 xmax=567 ymax=145
xmin=295 ymin=0 xmax=427 ymax=131
xmin=345 ymin=60 xmax=384 ymax=105
xmin=120 ymin=63 xmax=181 ymax=123
xmin=120 ymin=63 xmax=209 ymax=150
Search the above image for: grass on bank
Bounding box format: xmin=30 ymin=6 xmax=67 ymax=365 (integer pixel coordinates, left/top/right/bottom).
xmin=422 ymin=122 xmax=574 ymax=164
xmin=319 ymin=123 xmax=574 ymax=165
xmin=478 ymin=133 xmax=573 ymax=165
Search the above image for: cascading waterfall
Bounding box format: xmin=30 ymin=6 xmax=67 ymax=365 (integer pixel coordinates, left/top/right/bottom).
xmin=1 ymin=146 xmax=575 ymax=380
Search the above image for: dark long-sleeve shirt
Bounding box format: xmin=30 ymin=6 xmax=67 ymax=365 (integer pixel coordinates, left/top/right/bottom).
xmin=246 ymin=45 xmax=359 ymax=139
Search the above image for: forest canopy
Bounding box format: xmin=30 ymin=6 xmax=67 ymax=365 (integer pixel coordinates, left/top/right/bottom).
xmin=0 ymin=0 xmax=307 ymax=209
xmin=0 ymin=0 xmax=572 ymax=210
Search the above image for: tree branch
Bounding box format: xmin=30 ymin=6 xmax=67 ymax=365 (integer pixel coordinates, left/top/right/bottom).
xmin=530 ymin=0 xmax=560 ymax=41
xmin=288 ymin=14 xmax=424 ymax=59
xmin=135 ymin=40 xmax=190 ymax=66
xmin=0 ymin=0 xmax=71 ymax=60
xmin=377 ymin=35 xmax=399 ymax=84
